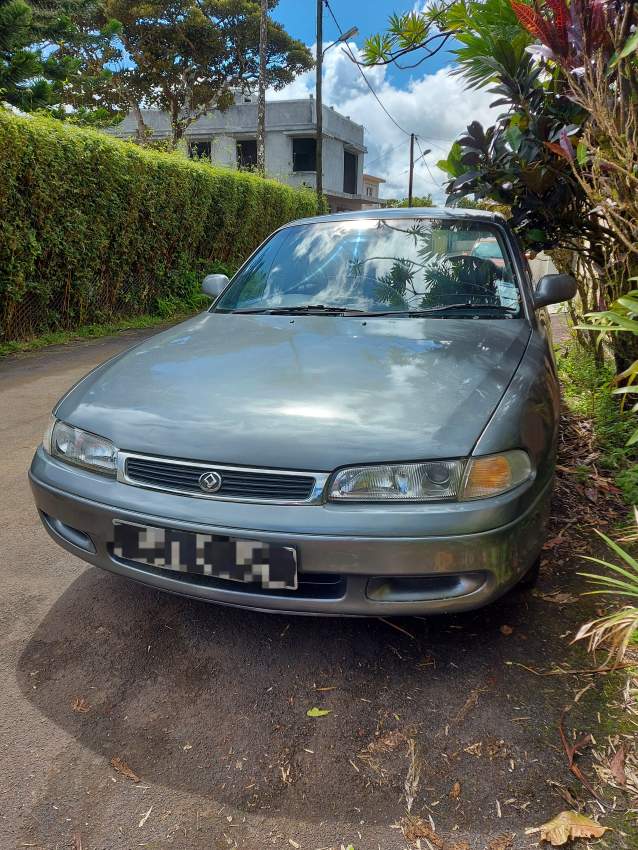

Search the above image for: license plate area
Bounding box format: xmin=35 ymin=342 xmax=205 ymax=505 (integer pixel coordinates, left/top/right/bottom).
xmin=112 ymin=520 xmax=298 ymax=590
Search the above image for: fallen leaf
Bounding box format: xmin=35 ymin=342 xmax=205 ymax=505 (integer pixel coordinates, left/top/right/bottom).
xmin=527 ymin=811 xmax=609 ymax=846
xmin=486 ymin=834 xmax=514 ymax=850
xmin=72 ymin=697 xmax=91 ymax=713
xmin=500 ymin=625 xmax=514 ymax=636
xmin=306 ymin=707 xmax=331 ymax=717
xmin=535 ymin=591 xmax=578 ymax=605
xmin=450 ymin=780 xmax=461 ymax=799
xmin=288 ymin=840 xmax=300 ymax=849
xmin=609 ymin=744 xmax=626 ymax=786
xmin=110 ymin=756 xmax=141 ymax=783
xmin=402 ymin=816 xmax=445 ymax=847
xmin=71 ymin=834 xmax=83 ymax=850
xmin=401 ymin=816 xmax=469 ymax=849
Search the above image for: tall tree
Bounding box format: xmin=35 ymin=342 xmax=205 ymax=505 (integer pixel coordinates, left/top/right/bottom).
xmin=256 ymin=0 xmax=267 ymax=175
xmin=0 ymin=0 xmax=83 ymax=109
xmin=58 ymin=0 xmax=313 ymax=144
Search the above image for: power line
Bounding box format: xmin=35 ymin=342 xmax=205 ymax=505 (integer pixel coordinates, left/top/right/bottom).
xmin=324 ymin=0 xmax=412 ymax=137
xmin=415 ymin=137 xmax=444 ymax=186
xmin=363 ymin=141 xmax=406 ymax=171
xmin=323 ymin=0 xmax=456 ymax=157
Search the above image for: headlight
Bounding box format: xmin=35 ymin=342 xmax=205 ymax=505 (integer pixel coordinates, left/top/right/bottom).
xmin=460 ymin=450 xmax=532 ymax=500
xmin=329 ymin=461 xmax=465 ymax=502
xmin=44 ymin=418 xmax=118 ymax=475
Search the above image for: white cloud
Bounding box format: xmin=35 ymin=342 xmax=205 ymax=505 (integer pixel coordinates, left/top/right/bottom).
xmin=269 ymin=43 xmax=497 ymax=202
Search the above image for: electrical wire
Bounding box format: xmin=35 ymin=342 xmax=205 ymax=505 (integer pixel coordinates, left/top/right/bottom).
xmin=363 ymin=141 xmax=406 ymax=171
xmin=415 ymin=137 xmax=444 ymax=187
xmin=324 ymin=0 xmax=413 ymax=137
xmin=324 ymin=0 xmax=456 ymax=156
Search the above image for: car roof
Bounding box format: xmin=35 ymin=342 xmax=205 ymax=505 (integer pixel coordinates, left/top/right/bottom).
xmin=286 ymin=207 xmax=506 ymax=228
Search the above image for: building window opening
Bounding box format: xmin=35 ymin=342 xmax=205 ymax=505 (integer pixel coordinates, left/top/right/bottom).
xmin=237 ymin=139 xmax=258 ymax=169
xmin=344 ymin=150 xmax=357 ymax=194
xmin=189 ymin=141 xmax=212 ymax=161
xmin=292 ymin=137 xmax=316 ymax=172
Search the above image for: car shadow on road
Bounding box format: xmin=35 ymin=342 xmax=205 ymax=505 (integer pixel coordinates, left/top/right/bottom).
xmin=16 ymin=564 xmax=600 ymax=830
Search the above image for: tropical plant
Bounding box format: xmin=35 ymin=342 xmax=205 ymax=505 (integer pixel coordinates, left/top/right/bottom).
xmin=580 ymin=282 xmax=638 ymax=443
xmin=576 ymin=527 xmax=638 ymax=665
xmin=365 ymin=0 xmax=638 ymax=366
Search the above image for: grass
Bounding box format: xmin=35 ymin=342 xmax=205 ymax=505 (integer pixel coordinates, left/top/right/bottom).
xmin=0 ymin=310 xmax=195 ymax=358
xmin=556 ymin=340 xmax=638 ymax=504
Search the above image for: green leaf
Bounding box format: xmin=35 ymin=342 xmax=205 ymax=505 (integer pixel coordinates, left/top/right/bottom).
xmin=576 ymin=141 xmax=588 ymax=166
xmin=306 ymin=707 xmax=332 ymax=717
xmin=619 ymin=30 xmax=638 ymax=60
xmin=505 ymin=125 xmax=523 ymax=152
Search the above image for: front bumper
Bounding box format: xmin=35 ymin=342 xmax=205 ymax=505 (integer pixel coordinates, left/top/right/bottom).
xmin=29 ymin=447 xmax=552 ymax=616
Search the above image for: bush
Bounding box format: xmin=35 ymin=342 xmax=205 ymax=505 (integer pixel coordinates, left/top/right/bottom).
xmin=0 ymin=110 xmax=320 ymax=342
xmin=556 ymin=341 xmax=638 ymax=503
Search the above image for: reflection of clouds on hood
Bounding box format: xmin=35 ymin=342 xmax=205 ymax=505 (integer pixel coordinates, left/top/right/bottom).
xmin=268 ymin=43 xmax=498 ymax=202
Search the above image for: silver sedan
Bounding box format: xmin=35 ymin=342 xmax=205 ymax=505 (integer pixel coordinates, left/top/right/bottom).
xmin=29 ymin=208 xmax=576 ymax=615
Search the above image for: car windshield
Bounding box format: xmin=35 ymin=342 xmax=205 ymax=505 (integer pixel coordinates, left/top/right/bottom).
xmin=214 ymin=218 xmax=522 ymax=317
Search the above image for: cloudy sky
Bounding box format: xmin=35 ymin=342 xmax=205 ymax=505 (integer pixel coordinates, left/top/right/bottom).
xmin=269 ymin=1 xmax=498 ymax=202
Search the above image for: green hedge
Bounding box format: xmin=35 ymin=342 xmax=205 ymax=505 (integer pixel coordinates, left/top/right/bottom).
xmin=0 ymin=110 xmax=320 ymax=342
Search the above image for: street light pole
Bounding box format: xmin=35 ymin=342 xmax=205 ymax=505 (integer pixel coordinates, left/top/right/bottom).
xmin=315 ymin=0 xmax=323 ymax=207
xmin=408 ymin=133 xmax=415 ymax=207
xmin=315 ymin=7 xmax=358 ymax=210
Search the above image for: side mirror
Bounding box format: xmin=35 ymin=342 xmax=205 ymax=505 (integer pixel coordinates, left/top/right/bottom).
xmin=533 ymin=273 xmax=577 ymax=310
xmin=202 ymin=273 xmax=229 ymax=299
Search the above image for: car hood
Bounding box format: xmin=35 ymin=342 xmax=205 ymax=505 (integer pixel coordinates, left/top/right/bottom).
xmin=56 ymin=313 xmax=531 ymax=471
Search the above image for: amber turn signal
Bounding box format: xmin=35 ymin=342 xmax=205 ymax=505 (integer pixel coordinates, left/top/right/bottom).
xmin=462 ymin=451 xmax=532 ymax=500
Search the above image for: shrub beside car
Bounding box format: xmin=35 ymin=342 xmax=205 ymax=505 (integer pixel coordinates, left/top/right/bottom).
xmin=0 ymin=110 xmax=320 ymax=343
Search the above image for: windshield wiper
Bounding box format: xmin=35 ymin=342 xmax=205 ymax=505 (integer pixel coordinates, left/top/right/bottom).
xmin=230 ymin=305 xmax=368 ymax=315
xmin=359 ymin=304 xmax=518 ymax=317
xmin=228 ymin=303 xmax=518 ymax=317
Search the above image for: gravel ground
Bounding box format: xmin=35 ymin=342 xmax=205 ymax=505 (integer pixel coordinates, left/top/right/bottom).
xmin=0 ymin=323 xmax=626 ymax=850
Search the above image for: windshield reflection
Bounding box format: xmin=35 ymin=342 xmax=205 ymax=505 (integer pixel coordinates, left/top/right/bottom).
xmin=215 ymin=219 xmax=522 ymax=317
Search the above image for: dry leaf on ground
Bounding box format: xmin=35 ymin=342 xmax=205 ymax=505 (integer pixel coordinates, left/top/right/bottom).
xmin=110 ymin=756 xmax=141 ymax=783
xmin=450 ymin=780 xmax=462 ymax=798
xmin=526 ymin=811 xmax=609 ymax=846
xmin=401 ymin=816 xmax=469 ymax=850
xmin=535 ymin=591 xmax=578 ymax=604
xmin=72 ymin=697 xmax=90 ymax=713
xmin=609 ymin=744 xmax=626 ymax=786
xmin=486 ymin=834 xmax=514 ymax=850
xmin=500 ymin=624 xmax=514 ymax=636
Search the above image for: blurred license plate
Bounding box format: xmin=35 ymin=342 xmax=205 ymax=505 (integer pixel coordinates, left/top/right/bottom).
xmin=112 ymin=520 xmax=297 ymax=589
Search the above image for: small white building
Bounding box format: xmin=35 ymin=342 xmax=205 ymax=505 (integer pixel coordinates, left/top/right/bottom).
xmin=362 ymin=173 xmax=386 ymax=208
xmin=112 ymin=93 xmax=384 ymax=213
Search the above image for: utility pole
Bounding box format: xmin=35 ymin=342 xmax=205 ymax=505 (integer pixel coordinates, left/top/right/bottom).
xmin=256 ymin=0 xmax=268 ymax=176
xmin=315 ymin=0 xmax=323 ymax=206
xmin=408 ymin=132 xmax=415 ymax=207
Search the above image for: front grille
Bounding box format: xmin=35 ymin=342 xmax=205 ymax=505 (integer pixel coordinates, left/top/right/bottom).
xmin=124 ymin=455 xmax=317 ymax=502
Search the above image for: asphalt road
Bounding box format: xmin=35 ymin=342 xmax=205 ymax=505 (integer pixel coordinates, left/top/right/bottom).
xmin=0 ymin=325 xmax=623 ymax=850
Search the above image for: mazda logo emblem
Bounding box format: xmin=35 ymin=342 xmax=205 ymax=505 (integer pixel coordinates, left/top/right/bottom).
xmin=198 ymin=471 xmax=222 ymax=493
